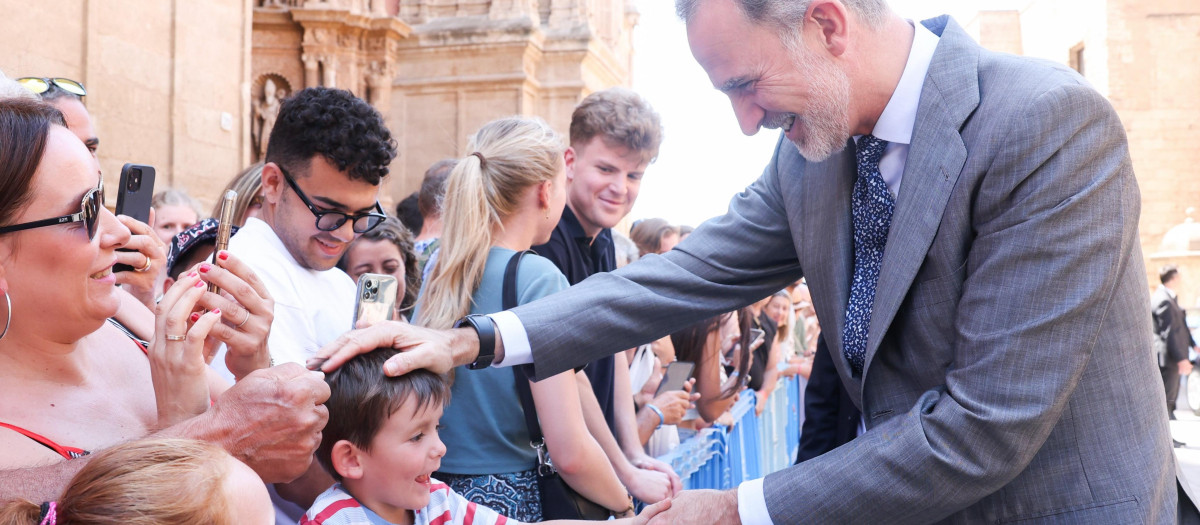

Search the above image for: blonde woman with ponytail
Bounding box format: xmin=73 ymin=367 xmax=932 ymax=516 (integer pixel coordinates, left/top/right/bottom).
xmin=413 ymin=116 xmax=632 ymax=521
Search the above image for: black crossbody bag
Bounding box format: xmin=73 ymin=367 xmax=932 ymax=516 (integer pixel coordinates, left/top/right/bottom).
xmin=503 ymin=251 xmax=611 ymax=521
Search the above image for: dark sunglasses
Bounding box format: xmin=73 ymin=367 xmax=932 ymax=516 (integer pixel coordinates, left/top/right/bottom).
xmin=276 ymin=165 xmax=386 ymax=234
xmin=16 ymin=77 xmax=87 ymax=97
xmin=0 ymin=181 xmax=103 ymax=240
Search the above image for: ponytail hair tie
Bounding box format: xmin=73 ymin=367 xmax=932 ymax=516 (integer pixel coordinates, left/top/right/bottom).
xmin=470 ymin=151 xmax=487 ymax=168
xmin=38 ymin=501 xmax=57 ymax=525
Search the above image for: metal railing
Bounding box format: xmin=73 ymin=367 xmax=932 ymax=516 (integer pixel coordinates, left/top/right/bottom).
xmin=656 ymin=376 xmax=803 ymax=490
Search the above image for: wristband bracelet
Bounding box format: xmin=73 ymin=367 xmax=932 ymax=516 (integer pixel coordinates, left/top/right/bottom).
xmin=647 ymin=404 xmax=664 ymax=429
xmin=454 ymin=314 xmax=496 ymax=369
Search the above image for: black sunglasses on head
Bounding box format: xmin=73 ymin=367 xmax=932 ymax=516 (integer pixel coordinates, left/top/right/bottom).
xmin=0 ymin=181 xmax=103 ymax=241
xmin=276 ymin=165 xmax=386 ymax=234
xmin=17 ymin=77 xmax=87 ymax=97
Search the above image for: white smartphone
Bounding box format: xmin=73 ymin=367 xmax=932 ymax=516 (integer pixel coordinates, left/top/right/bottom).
xmin=352 ymin=273 xmax=398 ymax=328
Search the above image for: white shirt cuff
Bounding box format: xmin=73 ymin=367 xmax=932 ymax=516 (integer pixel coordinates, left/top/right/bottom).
xmin=737 ymin=478 xmax=774 ymax=525
xmin=488 ymin=311 xmax=533 ymax=367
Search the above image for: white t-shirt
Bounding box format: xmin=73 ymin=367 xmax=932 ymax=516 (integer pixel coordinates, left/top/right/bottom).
xmin=212 ymin=217 xmax=355 ymax=382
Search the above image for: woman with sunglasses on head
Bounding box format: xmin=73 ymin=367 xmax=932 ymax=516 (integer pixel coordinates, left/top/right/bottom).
xmin=414 ymin=116 xmax=633 ymax=521
xmin=0 ymin=98 xmax=299 ymax=501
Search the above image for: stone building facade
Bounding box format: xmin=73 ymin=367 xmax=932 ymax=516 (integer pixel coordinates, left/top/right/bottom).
xmin=965 ymin=0 xmax=1200 ymax=299
xmin=0 ymin=0 xmax=635 ymax=209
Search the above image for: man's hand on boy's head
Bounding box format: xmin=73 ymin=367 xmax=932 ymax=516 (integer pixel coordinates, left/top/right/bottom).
xmin=311 ymin=321 xmax=484 ymax=376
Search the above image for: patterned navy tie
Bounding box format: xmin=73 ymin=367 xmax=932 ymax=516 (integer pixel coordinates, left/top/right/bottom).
xmin=842 ymin=134 xmax=893 ymax=376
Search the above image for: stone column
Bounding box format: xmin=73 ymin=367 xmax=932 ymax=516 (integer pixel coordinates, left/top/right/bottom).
xmin=303 ymin=54 xmax=320 ymax=87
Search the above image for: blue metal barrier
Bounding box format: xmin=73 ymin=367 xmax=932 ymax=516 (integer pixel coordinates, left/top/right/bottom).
xmin=657 ymin=376 xmax=803 ymax=491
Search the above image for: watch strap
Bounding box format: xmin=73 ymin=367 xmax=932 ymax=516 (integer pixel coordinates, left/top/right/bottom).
xmin=455 ymin=314 xmax=496 ymax=369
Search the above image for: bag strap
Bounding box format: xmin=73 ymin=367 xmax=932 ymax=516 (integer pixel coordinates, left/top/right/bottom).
xmin=504 ymin=251 xmax=545 ymax=445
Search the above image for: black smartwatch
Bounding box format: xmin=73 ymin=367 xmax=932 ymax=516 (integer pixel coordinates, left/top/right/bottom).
xmin=454 ymin=314 xmax=496 ymax=370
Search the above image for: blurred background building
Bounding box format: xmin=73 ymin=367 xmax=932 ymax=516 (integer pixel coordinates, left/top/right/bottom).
xmin=964 ymin=0 xmax=1200 ymax=301
xmin=0 ymin=0 xmax=636 ymax=207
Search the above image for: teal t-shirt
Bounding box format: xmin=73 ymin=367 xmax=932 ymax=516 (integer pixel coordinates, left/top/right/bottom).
xmin=415 ymin=247 xmax=569 ymax=475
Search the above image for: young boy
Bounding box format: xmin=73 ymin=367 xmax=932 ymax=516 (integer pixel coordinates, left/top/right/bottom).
xmin=306 ymin=348 xmax=670 ymax=525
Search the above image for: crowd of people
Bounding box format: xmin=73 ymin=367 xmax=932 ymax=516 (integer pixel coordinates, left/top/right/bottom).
xmin=0 ymin=63 xmax=816 ymax=524
xmin=0 ymin=0 xmax=1184 ymax=521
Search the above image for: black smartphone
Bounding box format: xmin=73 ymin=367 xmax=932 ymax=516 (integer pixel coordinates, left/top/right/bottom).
xmin=353 ymin=273 xmax=398 ymax=328
xmin=656 ymin=360 xmax=695 ymax=396
xmin=113 ymin=163 xmax=156 ymax=272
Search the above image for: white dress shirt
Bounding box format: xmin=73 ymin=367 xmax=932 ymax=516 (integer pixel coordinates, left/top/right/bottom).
xmin=491 ymin=21 xmax=940 ymax=525
xmin=211 ymin=217 xmax=356 ymax=383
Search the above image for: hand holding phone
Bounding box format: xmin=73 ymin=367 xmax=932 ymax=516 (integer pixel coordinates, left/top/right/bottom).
xmin=656 ymin=360 xmax=696 ymax=396
xmin=208 ymin=190 xmax=237 ymax=296
xmin=353 ymin=273 xmax=398 ymax=328
xmin=113 ymin=163 xmax=156 ymax=272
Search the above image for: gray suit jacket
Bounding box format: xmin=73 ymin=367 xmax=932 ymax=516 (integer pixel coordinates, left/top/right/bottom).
xmin=510 ymin=16 xmax=1174 ymax=523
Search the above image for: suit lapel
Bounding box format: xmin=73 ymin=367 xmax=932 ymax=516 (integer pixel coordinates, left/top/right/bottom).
xmin=802 ymin=140 xmax=862 ymax=399
xmin=861 ymin=17 xmax=979 ymax=381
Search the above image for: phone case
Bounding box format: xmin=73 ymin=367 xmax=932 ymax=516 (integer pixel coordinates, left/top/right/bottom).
xmin=113 ymin=164 xmax=156 ymax=272
xmin=353 ymin=273 xmax=398 ymax=328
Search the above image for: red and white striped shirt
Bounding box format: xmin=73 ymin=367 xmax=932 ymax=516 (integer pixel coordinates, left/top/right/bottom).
xmin=303 ymin=480 xmax=518 ymax=525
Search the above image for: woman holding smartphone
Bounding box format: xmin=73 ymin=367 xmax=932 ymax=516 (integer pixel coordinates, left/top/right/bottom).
xmin=413 ymin=116 xmax=631 ymax=521
xmin=0 ymin=99 xmax=274 ymax=488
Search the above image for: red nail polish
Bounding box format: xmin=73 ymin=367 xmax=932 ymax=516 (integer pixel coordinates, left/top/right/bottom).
xmin=211 ymin=308 xmax=221 ymax=315
xmin=190 ymin=312 xmax=200 ymax=322
xmin=217 ymin=250 xmax=229 ymax=261
xmin=194 ymin=280 xmax=205 ymax=288
xmin=199 ymin=262 xmax=212 ymax=273
xmin=188 ymin=271 xmax=198 ymax=278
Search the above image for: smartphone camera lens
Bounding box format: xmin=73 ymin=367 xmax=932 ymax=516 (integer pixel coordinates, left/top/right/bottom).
xmin=127 ymin=169 xmax=142 ymax=191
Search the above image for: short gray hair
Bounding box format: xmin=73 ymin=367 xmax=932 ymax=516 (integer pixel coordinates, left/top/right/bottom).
xmin=675 ymin=0 xmax=889 ymax=32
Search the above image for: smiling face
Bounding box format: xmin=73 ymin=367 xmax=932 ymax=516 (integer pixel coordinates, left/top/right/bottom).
xmin=0 ymin=126 xmax=129 ymax=341
xmin=345 ymin=397 xmax=446 ymax=524
xmin=687 ymin=0 xmax=852 ymax=161
xmin=262 ymin=156 xmax=381 ymax=271
xmin=565 ymin=136 xmax=648 ymax=238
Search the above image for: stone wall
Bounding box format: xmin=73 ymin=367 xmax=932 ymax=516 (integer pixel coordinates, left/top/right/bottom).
xmin=0 ymin=0 xmax=254 ymax=210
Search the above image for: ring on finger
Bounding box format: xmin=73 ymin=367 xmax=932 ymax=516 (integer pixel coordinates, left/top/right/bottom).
xmin=135 ymin=255 xmax=153 ymax=272
xmin=235 ymin=309 xmax=250 ymax=329
xmin=165 ymin=334 xmax=187 ymax=341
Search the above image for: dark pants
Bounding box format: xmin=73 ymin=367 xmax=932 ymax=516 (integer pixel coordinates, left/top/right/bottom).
xmin=1163 ymin=362 xmax=1181 ymax=414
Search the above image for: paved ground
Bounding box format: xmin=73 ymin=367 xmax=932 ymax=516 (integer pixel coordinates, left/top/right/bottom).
xmin=1172 ymin=376 xmax=1200 ymax=500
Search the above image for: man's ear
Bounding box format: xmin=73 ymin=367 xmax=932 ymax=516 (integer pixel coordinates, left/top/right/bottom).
xmin=261 ymin=162 xmax=286 ymax=206
xmin=564 ymin=146 xmax=577 ymax=182
xmin=331 ymin=439 xmax=365 ymax=480
xmin=807 ymin=0 xmax=850 ymax=57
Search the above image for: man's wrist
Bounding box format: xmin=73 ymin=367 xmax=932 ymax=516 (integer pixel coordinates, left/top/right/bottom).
xmin=450 ymin=327 xmax=483 ymax=368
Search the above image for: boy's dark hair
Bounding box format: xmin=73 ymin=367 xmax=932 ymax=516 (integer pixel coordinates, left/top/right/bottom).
xmin=265 ymin=87 xmax=397 ymax=185
xmin=316 ymin=348 xmax=451 ymax=482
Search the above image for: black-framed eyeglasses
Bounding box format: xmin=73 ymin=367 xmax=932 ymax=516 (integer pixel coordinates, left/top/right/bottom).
xmin=0 ymin=181 xmax=103 ymax=240
xmin=17 ymin=77 xmax=87 ymax=97
xmin=276 ymin=165 xmax=386 ymax=234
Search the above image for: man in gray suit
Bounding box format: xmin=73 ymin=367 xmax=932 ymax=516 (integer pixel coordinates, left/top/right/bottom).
xmin=317 ymin=0 xmax=1175 ymax=522
xmin=1154 ymin=264 xmax=1197 ymax=420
